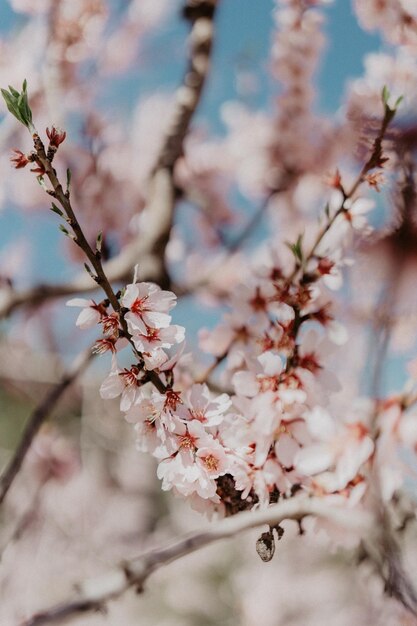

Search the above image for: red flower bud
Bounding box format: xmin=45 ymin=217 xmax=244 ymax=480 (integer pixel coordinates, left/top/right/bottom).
xmin=30 ymin=164 xmax=46 ymax=175
xmin=10 ymin=149 xmax=29 ymax=169
xmin=46 ymin=125 xmax=66 ymax=148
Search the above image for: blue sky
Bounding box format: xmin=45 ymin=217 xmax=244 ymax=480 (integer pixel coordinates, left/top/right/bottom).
xmin=2 ymin=1 xmax=405 ymax=390
xmin=0 ymin=0 xmax=383 ymax=285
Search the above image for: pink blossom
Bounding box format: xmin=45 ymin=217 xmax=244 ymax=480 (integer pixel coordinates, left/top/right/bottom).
xmin=232 ymin=351 xmax=284 ymax=398
xmin=156 ymin=420 xmax=230 ymax=499
xmin=232 ymin=391 xmax=282 ymax=467
xmin=131 ymin=324 xmax=185 ymax=355
xmin=178 ymin=383 xmax=232 ymax=427
xmin=295 ymin=407 xmax=374 ymax=492
xmin=99 ymin=363 xmax=142 ymax=412
xmin=66 ymin=298 xmax=106 ymax=329
xmin=195 ymin=441 xmax=229 ymax=479
xmin=122 ymin=282 xmax=177 ymax=334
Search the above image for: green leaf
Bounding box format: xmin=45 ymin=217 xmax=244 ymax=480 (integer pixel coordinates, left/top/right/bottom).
xmin=66 ymin=168 xmax=72 ymax=193
xmin=8 ymin=85 xmax=20 ymax=98
xmin=50 ymin=203 xmax=63 ymax=216
xmin=381 ymin=85 xmax=390 ymax=106
xmin=285 ymin=234 xmax=304 ymax=263
xmin=96 ymin=231 xmax=103 ymax=253
xmin=59 ymin=224 xmax=70 ymax=236
xmin=1 ymin=80 xmax=33 ymax=130
xmin=36 ymin=176 xmax=47 ymax=191
xmin=394 ymin=95 xmax=404 ymax=109
xmin=1 ymin=90 xmax=21 ymax=121
xmin=84 ymin=263 xmax=94 ymax=277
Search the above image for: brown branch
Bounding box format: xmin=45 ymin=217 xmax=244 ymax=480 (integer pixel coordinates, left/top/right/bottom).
xmin=20 ymin=497 xmax=373 ymax=626
xmin=156 ymin=0 xmax=217 ymax=171
xmin=289 ymin=100 xmax=399 ymax=283
xmin=0 ymin=0 xmax=220 ymax=506
xmin=32 ymin=137 xmax=170 ymax=396
xmin=0 ymin=1 xmax=219 ymax=321
xmin=0 ymin=348 xmax=93 ymax=507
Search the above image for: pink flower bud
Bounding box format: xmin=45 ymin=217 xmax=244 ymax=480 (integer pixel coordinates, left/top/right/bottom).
xmin=46 ymin=125 xmax=66 ymax=148
xmin=10 ymin=149 xmax=29 ymax=169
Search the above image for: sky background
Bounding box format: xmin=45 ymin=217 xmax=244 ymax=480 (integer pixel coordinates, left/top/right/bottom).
xmin=1 ymin=0 xmax=401 ymax=391
xmin=0 ymin=0 xmax=383 ymax=283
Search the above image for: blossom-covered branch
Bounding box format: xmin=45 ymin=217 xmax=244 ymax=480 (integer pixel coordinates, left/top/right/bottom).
xmin=0 ymin=0 xmax=220 ymax=509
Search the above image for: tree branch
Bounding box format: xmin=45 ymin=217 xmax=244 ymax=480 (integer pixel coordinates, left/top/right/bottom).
xmin=0 ymin=348 xmax=93 ymax=507
xmin=0 ymin=0 xmax=219 ymax=320
xmin=21 ymin=497 xmax=373 ymax=626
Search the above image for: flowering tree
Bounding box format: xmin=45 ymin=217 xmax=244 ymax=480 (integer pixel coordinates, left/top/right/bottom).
xmin=1 ymin=1 xmax=417 ymax=624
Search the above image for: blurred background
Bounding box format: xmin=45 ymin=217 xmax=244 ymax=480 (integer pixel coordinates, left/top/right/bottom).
xmin=0 ymin=1 xmax=416 ymax=625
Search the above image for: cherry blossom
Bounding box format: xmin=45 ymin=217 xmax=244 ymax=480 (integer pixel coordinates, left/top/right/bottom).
xmin=178 ymin=383 xmax=232 ymax=427
xmin=66 ymin=298 xmax=107 ymax=329
xmin=122 ymin=282 xmax=177 ymax=334
xmin=99 ymin=363 xmax=142 ymax=412
xmin=295 ymin=407 xmax=374 ymax=493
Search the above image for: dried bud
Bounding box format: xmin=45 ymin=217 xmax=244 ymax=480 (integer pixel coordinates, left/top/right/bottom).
xmin=30 ymin=163 xmax=46 ymax=175
xmin=10 ymin=149 xmax=29 ymax=169
xmin=256 ymin=529 xmax=275 ymax=562
xmin=46 ymin=125 xmax=66 ymax=148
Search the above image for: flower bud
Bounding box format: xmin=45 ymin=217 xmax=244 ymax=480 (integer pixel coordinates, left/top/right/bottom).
xmin=46 ymin=125 xmax=66 ymax=148
xmin=10 ymin=149 xmax=29 ymax=169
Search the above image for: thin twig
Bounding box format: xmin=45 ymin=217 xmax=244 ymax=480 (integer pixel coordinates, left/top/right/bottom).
xmin=0 ymin=0 xmax=220 ymax=509
xmin=0 ymin=348 xmax=93 ymax=506
xmin=0 ymin=1 xmax=219 ymax=321
xmin=227 ymin=192 xmax=273 ymax=254
xmin=289 ymin=102 xmax=397 ymax=283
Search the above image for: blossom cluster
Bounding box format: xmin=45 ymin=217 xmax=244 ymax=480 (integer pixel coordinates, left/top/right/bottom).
xmin=67 ymin=171 xmax=417 ymax=518
xmin=354 ymin=0 xmax=417 ymax=49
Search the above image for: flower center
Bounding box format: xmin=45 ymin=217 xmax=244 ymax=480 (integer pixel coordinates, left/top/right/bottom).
xmin=190 ymin=409 xmax=206 ymax=422
xmin=146 ymin=327 xmax=160 ymax=341
xmin=178 ymin=433 xmax=196 ymax=450
xmin=120 ymin=368 xmax=138 ymax=387
xmin=202 ymin=454 xmax=219 ymax=471
xmin=298 ymin=352 xmax=321 ymax=374
xmin=131 ymin=296 xmax=149 ymax=315
xmin=249 ymin=288 xmax=267 ymax=311
xmin=165 ymin=390 xmax=182 ymax=411
xmin=258 ymin=375 xmax=278 ymax=393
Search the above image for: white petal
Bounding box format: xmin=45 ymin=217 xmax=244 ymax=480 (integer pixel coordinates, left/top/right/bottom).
xmin=295 ymin=445 xmax=335 ymax=475
xmin=258 ymin=351 xmax=283 ymax=376
xmin=100 ymin=374 xmax=123 ymax=399
xmin=327 ymin=321 xmax=348 ymax=345
xmin=275 ymin=434 xmax=299 ymax=468
xmin=76 ymin=307 xmax=100 ymax=329
xmin=120 ymin=386 xmax=137 ymax=412
xmin=121 ymin=283 xmax=139 ymax=308
xmin=143 ymin=311 xmax=172 ymax=329
xmin=232 ymin=371 xmax=258 ymax=397
xmin=66 ymin=298 xmax=92 ymax=307
xmin=304 ymin=407 xmax=336 ymax=441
